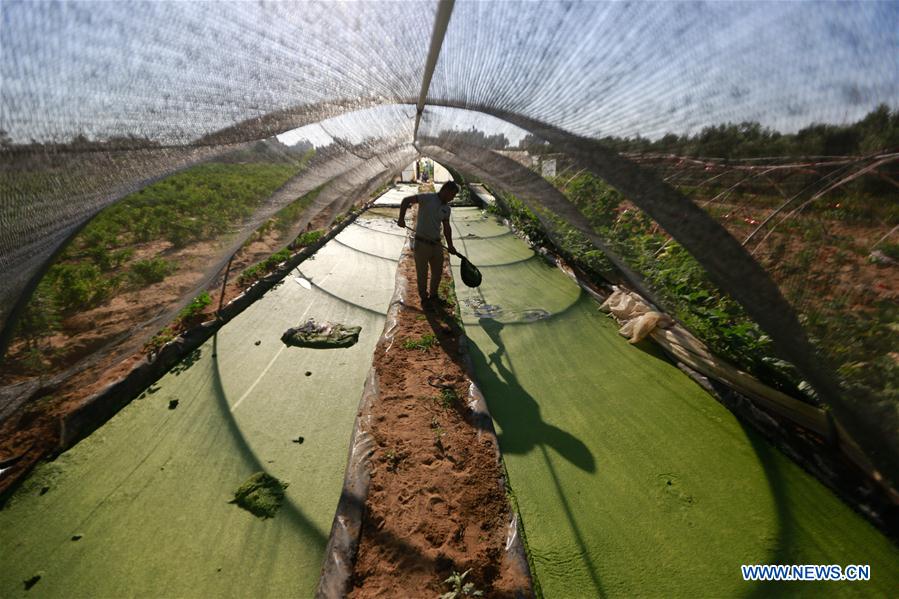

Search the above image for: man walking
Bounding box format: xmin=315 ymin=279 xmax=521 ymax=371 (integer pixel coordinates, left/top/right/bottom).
xmin=396 ymin=181 xmax=459 ymax=308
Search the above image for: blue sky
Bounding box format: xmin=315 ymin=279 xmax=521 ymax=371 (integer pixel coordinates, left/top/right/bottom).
xmin=2 ymin=0 xmax=897 ymax=145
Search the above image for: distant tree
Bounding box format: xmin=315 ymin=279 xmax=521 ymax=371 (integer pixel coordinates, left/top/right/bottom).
xmin=71 ymin=133 xmax=91 ymax=147
xmin=519 ymin=133 xmax=550 ymax=152
xmin=285 ymin=139 xmax=314 ymax=155
xmin=603 ymin=105 xmax=898 ymax=158
xmin=857 ymin=104 xmax=899 ymax=153
xmin=438 ymin=127 xmax=509 ymax=150
xmin=655 ymin=133 xmax=681 ymax=152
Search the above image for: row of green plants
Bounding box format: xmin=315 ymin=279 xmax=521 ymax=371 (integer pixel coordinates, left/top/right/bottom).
xmin=144 ymin=187 xmax=367 ymax=354
xmin=490 ymin=172 xmax=897 ymax=412
xmin=486 ymin=175 xmax=805 ymax=398
xmin=15 ymin=254 xmax=181 ymax=349
xmin=237 ymin=248 xmax=293 ymax=288
xmin=248 ymin=184 xmax=326 ymax=241
xmin=10 ymin=156 xmax=310 ymax=371
xmin=79 ymin=162 xmax=301 ymax=250
xmin=236 ymin=231 xmax=326 ymax=289
xmin=142 ymin=181 xmax=369 ymax=357
xmin=144 ymin=188 xmax=338 ymax=353
xmin=143 ymin=291 xmax=213 ymax=356
xmin=144 ymin=223 xmax=326 ymax=355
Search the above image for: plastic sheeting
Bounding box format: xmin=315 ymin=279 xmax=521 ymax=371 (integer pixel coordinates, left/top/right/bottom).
xmin=4 ymin=0 xmax=894 ymax=317
xmin=1 ymin=1 xmax=897 ymax=482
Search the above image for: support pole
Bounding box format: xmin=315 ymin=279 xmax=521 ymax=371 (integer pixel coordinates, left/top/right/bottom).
xmin=217 ymin=254 xmax=235 ymax=317
xmin=413 ymin=0 xmax=456 ymax=142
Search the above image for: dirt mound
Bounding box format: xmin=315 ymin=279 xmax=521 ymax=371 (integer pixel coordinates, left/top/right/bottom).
xmin=348 ymin=252 xmax=530 ymax=598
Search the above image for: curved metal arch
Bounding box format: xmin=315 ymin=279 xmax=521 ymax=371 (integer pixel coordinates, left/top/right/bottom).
xmin=418 ymin=141 xmax=661 ymax=304
xmin=416 ymin=109 xmax=895 ymax=482
xmin=3 ymin=94 xmax=893 ymax=481
xmin=0 ymin=138 xmax=416 ymax=362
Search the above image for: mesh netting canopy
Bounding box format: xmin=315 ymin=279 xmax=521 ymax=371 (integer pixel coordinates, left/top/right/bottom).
xmin=2 ymin=1 xmax=898 ymax=481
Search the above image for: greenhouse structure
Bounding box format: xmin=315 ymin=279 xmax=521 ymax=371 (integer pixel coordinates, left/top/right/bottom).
xmin=1 ymin=1 xmax=898 ymax=597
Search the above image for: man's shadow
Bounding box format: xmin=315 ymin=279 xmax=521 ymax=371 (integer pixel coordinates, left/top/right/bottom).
xmin=471 ymin=317 xmax=596 ymax=473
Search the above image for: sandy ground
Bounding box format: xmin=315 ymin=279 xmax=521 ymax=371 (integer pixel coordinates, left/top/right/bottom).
xmin=349 ymin=244 xmax=530 ymax=598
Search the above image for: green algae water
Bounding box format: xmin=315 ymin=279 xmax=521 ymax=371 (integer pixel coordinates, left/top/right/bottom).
xmin=230 ymin=472 xmax=289 ymax=519
xmin=0 ymin=215 xmax=404 ymax=598
xmin=450 ymin=207 xmax=899 ymax=598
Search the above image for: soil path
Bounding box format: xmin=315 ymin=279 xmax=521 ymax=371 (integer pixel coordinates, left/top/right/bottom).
xmin=349 ymin=241 xmax=530 ymax=598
